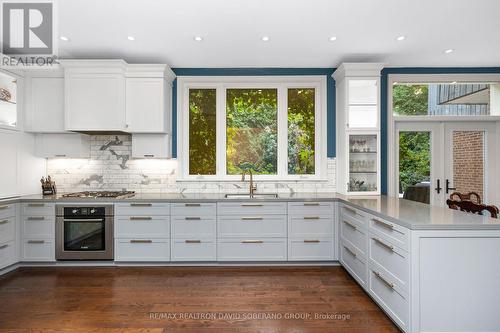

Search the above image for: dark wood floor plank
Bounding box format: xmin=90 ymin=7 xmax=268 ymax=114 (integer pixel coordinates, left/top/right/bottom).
xmin=0 ymin=267 xmax=399 ymax=332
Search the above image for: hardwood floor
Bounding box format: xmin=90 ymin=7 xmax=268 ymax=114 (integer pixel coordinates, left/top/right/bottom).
xmin=0 ymin=267 xmax=399 ymax=333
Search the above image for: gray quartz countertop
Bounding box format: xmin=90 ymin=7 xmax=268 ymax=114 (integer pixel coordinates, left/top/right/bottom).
xmin=2 ymin=192 xmax=499 ymax=230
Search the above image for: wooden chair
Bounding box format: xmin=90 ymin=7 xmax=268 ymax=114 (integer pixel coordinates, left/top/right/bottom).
xmin=446 ymin=198 xmax=499 ymax=218
xmin=449 ymin=191 xmax=482 ymax=204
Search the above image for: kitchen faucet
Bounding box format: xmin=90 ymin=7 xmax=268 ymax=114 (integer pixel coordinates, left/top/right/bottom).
xmin=241 ymin=170 xmax=257 ymax=197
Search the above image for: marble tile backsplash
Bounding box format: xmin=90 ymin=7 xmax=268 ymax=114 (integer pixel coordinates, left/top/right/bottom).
xmin=47 ymin=135 xmax=336 ymax=194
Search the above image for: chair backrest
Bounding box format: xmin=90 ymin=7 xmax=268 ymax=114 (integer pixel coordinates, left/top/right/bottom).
xmin=449 ymin=191 xmax=482 ymax=204
xmin=446 ymin=199 xmax=499 ymax=218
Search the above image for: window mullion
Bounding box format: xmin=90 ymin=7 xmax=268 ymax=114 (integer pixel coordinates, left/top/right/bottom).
xmin=217 ymin=85 xmax=227 ymax=177
xmin=278 ymin=85 xmax=288 ymax=178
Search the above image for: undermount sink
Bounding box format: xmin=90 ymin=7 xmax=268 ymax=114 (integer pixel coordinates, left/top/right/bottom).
xmin=224 ymin=193 xmax=279 ymax=199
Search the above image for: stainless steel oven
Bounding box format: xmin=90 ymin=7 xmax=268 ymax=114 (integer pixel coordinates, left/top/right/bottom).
xmin=56 ymin=205 xmax=114 ymax=260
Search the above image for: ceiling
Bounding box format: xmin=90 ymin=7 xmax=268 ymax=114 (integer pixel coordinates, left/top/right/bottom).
xmin=57 ymin=0 xmax=500 ymax=68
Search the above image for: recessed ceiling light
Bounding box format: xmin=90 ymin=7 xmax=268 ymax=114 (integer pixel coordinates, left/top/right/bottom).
xmin=59 ymin=36 xmax=70 ymax=42
xmin=329 ymin=36 xmax=337 ymax=42
xmin=194 ymin=36 xmax=203 ymax=42
xmin=444 ymin=48 xmax=454 ymax=54
xmin=396 ymin=35 xmax=406 ymax=41
xmin=127 ymin=36 xmax=135 ymax=41
xmin=261 ymin=36 xmax=270 ymax=42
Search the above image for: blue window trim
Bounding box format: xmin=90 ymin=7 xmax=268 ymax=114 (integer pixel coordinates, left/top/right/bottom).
xmin=171 ymin=68 xmax=336 ymax=158
xmin=380 ymin=67 xmax=500 ymax=195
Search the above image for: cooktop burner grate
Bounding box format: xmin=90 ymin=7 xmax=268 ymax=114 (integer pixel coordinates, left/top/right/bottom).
xmin=62 ymin=191 xmax=136 ymax=199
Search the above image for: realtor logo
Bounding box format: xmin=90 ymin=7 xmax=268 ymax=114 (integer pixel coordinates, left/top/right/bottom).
xmin=2 ymin=2 xmax=53 ymax=55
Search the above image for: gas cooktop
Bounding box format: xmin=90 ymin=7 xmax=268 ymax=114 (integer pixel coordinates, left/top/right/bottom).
xmin=62 ymin=191 xmax=135 ymax=199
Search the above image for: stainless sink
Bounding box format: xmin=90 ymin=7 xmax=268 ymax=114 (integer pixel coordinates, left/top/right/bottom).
xmin=224 ymin=193 xmax=279 ymax=199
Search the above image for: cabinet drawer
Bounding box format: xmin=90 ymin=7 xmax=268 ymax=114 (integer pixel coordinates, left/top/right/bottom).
xmin=288 ymin=202 xmax=334 ymax=215
xmin=0 ymin=241 xmax=16 ymax=269
xmin=171 ymin=239 xmax=216 ymax=261
xmin=115 ymin=238 xmax=170 ymax=262
xmin=0 ymin=216 xmax=15 ymax=244
xmin=171 ymin=217 xmax=216 ymax=239
xmin=115 ymin=203 xmax=170 ymax=216
xmin=218 ymin=215 xmax=287 ymax=238
xmin=22 ymin=239 xmax=55 ymax=261
xmin=369 ymin=236 xmax=409 ymax=288
xmin=289 ymin=216 xmax=334 ymax=238
xmin=288 ymin=238 xmax=334 ymax=261
xmin=368 ymin=215 xmax=409 ymax=251
xmin=369 ymin=266 xmax=409 ymax=331
xmin=340 ymin=216 xmax=367 ymax=257
xmin=171 ymin=203 xmax=216 ymax=217
xmin=217 ymin=238 xmax=287 ymax=261
xmin=218 ymin=202 xmax=287 ymax=215
xmin=115 ymin=217 xmax=170 ymax=238
xmin=341 ymin=205 xmax=366 ymax=223
xmin=22 ymin=203 xmax=55 ymax=216
xmin=340 ymin=240 xmax=367 ymax=289
xmin=0 ymin=203 xmax=15 ymax=219
xmin=22 ymin=216 xmax=55 ymax=239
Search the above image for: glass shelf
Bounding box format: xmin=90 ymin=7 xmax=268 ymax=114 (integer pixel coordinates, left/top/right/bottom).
xmin=0 ymin=99 xmax=16 ymax=105
xmin=348 ymin=134 xmax=378 ymax=193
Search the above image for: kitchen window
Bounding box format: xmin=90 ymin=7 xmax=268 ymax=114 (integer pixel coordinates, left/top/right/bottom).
xmin=178 ymin=76 xmax=327 ymax=180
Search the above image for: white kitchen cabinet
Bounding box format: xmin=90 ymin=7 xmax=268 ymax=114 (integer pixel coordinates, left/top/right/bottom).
xmin=0 ymin=131 xmax=18 ymax=198
xmin=131 ymin=134 xmax=170 ymax=158
xmin=24 ymin=73 xmax=65 ymax=132
xmin=21 ymin=202 xmax=55 ymax=262
xmin=126 ymin=78 xmax=167 ymax=133
xmin=35 ymin=133 xmax=90 ymax=158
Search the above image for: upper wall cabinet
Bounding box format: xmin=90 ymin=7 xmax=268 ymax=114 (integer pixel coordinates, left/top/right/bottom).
xmin=62 ymin=60 xmax=128 ymax=132
xmin=126 ymin=65 xmax=175 ymax=133
xmin=24 ymin=70 xmax=65 ymax=133
xmin=0 ymin=70 xmax=19 ymax=130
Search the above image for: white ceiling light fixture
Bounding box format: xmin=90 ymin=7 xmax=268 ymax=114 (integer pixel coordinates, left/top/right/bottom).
xmin=193 ymin=36 xmax=203 ymax=42
xmin=329 ymin=36 xmax=337 ymax=42
xmin=396 ymin=35 xmax=406 ymax=41
xmin=127 ymin=36 xmax=135 ymax=41
xmin=261 ymin=36 xmax=270 ymax=42
xmin=444 ymin=48 xmax=454 ymax=54
xmin=60 ymin=36 xmax=70 ymax=42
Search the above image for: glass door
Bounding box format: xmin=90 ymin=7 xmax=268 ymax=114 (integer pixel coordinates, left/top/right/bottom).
xmin=348 ymin=133 xmax=379 ymax=194
xmin=64 ymin=219 xmax=106 ymax=251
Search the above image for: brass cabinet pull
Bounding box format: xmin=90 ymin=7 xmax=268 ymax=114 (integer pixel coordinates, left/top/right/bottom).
xmin=344 ymin=207 xmax=356 ymax=215
xmin=0 ymin=205 xmax=9 ymax=210
xmin=185 ymin=217 xmax=201 ymax=220
xmin=27 ymin=203 xmax=44 ymax=207
xmin=0 ymin=219 xmax=10 ymax=225
xmin=304 ymin=216 xmax=320 ymax=220
xmin=241 ymin=217 xmax=263 ymax=221
xmin=343 ymin=245 xmax=357 ymax=257
xmin=241 ymin=204 xmax=263 ymax=207
xmin=185 ymin=240 xmax=201 ymax=244
xmin=185 ymin=203 xmax=201 ymax=207
xmin=372 ymin=237 xmax=395 ymax=251
xmin=374 ymin=271 xmax=395 ymax=289
xmin=28 ymin=240 xmax=45 ymax=244
xmin=27 ymin=217 xmax=45 ymax=221
xmin=304 ymin=239 xmax=320 ymax=243
xmin=343 ymin=220 xmax=358 ymax=230
xmin=130 ymin=203 xmax=152 ymax=207
xmin=0 ymin=244 xmax=9 ymax=250
xmin=130 ymin=217 xmax=152 ymax=221
xmin=241 ymin=240 xmax=263 ymax=244
xmin=304 ymin=202 xmax=320 ymax=206
xmin=130 ymin=240 xmax=152 ymax=243
xmin=373 ymin=218 xmax=394 ymax=230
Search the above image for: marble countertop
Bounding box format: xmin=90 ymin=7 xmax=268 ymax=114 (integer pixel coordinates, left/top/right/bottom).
xmin=2 ymin=192 xmax=499 ymax=231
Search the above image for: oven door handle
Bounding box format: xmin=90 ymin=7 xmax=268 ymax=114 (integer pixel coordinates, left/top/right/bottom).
xmin=62 ymin=218 xmax=105 ymax=222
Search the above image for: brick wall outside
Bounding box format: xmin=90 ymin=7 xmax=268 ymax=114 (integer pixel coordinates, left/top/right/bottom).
xmin=452 ymin=131 xmax=484 ymax=200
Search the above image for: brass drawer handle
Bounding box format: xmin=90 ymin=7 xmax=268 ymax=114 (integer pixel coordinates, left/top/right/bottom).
xmin=0 ymin=205 xmax=9 ymax=210
xmin=374 ymin=271 xmax=395 ymax=289
xmin=28 ymin=240 xmax=45 ymax=244
xmin=343 ymin=220 xmax=358 ymax=230
xmin=343 ymin=245 xmax=357 ymax=257
xmin=185 ymin=217 xmax=201 ymax=220
xmin=185 ymin=240 xmax=201 ymax=244
xmin=241 ymin=240 xmax=263 ymax=244
xmin=27 ymin=217 xmax=45 ymax=221
xmin=373 ymin=218 xmax=394 ymax=230
xmin=241 ymin=217 xmax=263 ymax=221
xmin=130 ymin=240 xmax=152 ymax=243
xmin=372 ymin=237 xmax=395 ymax=251
xmin=28 ymin=203 xmax=45 ymax=207
xmin=304 ymin=216 xmax=320 ymax=220
xmin=0 ymin=219 xmax=10 ymax=225
xmin=130 ymin=203 xmax=152 ymax=207
xmin=303 ymin=202 xmax=320 ymax=206
xmin=0 ymin=244 xmax=9 ymax=250
xmin=304 ymin=239 xmax=320 ymax=243
xmin=185 ymin=203 xmax=201 ymax=207
xmin=241 ymin=204 xmax=263 ymax=207
xmin=130 ymin=217 xmax=152 ymax=221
